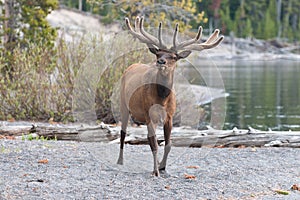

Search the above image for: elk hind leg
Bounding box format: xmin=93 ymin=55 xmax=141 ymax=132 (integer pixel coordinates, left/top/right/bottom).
xmin=159 ymin=118 xmax=172 ymax=171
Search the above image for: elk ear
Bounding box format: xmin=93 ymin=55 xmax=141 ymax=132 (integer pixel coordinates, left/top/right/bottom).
xmin=147 ymin=44 xmax=159 ymax=55
xmin=149 ymin=47 xmax=159 ymax=55
xmin=177 ymin=50 xmax=192 ymax=59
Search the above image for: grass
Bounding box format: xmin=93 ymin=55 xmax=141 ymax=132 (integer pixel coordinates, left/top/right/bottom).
xmin=0 ymin=145 xmax=21 ymax=154
xmin=21 ymin=133 xmax=57 ymax=141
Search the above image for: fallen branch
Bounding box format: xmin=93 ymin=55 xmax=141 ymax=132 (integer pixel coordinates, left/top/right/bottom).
xmin=1 ymin=121 xmax=300 ymax=148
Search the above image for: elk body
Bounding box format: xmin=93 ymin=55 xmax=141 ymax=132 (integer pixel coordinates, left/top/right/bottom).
xmin=117 ymin=17 xmax=223 ymax=176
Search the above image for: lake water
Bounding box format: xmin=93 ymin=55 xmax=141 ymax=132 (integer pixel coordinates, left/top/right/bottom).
xmin=186 ymin=59 xmax=300 ymax=131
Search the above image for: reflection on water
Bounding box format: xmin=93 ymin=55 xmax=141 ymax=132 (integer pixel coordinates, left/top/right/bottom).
xmin=187 ymin=59 xmax=300 ymax=131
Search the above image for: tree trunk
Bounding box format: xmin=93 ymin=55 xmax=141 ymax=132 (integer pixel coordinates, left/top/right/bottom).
xmin=78 ymin=0 xmax=82 ymax=11
xmin=3 ymin=0 xmax=18 ymax=51
xmin=276 ymin=0 xmax=282 ymax=38
xmin=282 ymin=0 xmax=292 ymax=38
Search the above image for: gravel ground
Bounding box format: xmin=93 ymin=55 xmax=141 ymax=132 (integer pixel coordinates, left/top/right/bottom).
xmin=0 ymin=140 xmax=299 ymax=200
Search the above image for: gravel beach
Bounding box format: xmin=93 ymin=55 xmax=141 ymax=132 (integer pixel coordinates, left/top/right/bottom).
xmin=0 ymin=140 xmax=299 ymax=200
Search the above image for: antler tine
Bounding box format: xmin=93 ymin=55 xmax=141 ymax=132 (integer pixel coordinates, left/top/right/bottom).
xmin=204 ymin=29 xmax=220 ymax=44
xmin=158 ymin=22 xmax=164 ymax=48
xmin=139 ymin=17 xmax=167 ymax=49
xmin=172 ymin=24 xmax=179 ymax=50
xmin=174 ymin=26 xmax=203 ymax=50
xmin=184 ymin=35 xmax=224 ymax=51
xmin=125 ymin=17 xmax=147 ymax=43
xmin=125 ymin=17 xmax=159 ymax=47
xmin=139 ymin=17 xmax=157 ymax=44
xmin=134 ymin=16 xmax=140 ymax=32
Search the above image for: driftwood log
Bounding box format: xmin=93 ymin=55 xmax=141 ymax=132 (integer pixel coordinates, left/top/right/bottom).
xmin=0 ymin=121 xmax=300 ymax=148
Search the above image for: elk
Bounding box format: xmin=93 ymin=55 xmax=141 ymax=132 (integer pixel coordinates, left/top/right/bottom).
xmin=117 ymin=16 xmax=223 ymax=176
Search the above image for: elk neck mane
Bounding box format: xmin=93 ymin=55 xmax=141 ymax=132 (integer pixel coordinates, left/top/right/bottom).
xmin=143 ymin=62 xmax=175 ymax=99
xmin=156 ymin=69 xmax=174 ymax=99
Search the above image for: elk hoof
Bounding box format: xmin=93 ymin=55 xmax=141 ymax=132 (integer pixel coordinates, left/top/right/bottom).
xmin=152 ymin=170 xmax=160 ymax=177
xmin=159 ymin=170 xmax=170 ymax=178
xmin=117 ymin=159 xmax=123 ymax=165
xmin=159 ymin=163 xmax=166 ymax=171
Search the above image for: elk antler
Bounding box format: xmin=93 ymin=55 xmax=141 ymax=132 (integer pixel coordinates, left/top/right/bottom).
xmin=125 ymin=17 xmax=224 ymax=52
xmin=171 ymin=25 xmax=224 ymax=52
xmin=171 ymin=25 xmax=203 ymax=51
xmin=125 ymin=16 xmax=167 ymax=50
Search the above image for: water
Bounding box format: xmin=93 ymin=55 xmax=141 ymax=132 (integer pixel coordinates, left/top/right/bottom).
xmin=187 ymin=59 xmax=300 ymax=131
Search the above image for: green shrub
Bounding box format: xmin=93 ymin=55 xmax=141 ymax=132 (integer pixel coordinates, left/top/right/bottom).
xmin=0 ymin=37 xmax=78 ymax=122
xmin=0 ymin=32 xmax=151 ymax=123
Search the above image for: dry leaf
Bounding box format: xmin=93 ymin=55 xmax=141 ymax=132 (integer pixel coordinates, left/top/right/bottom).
xmin=184 ymin=173 xmax=196 ymax=180
xmin=48 ymin=118 xmax=58 ymax=125
xmin=0 ymin=135 xmax=16 ymax=140
xmin=274 ymin=189 xmax=289 ymax=195
xmin=38 ymin=159 xmax=48 ymax=164
xmin=186 ymin=165 xmax=200 ymax=169
xmin=291 ymin=184 xmax=300 ymax=191
xmin=5 ymin=136 xmax=15 ymax=140
xmin=7 ymin=118 xmax=15 ymax=122
xmin=215 ymin=145 xmax=225 ymax=148
xmin=251 ymin=147 xmax=257 ymax=152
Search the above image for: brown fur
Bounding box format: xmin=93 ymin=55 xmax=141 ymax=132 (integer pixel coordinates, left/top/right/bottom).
xmin=117 ymin=51 xmax=180 ymax=176
xmin=117 ymin=17 xmax=224 ymax=176
xmin=122 ymin=62 xmax=176 ymax=124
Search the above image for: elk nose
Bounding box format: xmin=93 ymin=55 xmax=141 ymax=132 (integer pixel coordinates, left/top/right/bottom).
xmin=157 ymin=58 xmax=166 ymax=65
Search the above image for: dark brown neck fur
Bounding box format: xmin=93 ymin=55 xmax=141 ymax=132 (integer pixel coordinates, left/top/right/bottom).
xmin=156 ymin=70 xmax=174 ymax=99
xmin=157 ymin=84 xmax=171 ymax=99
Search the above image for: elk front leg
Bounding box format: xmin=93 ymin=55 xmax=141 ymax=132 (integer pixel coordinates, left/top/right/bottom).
xmin=147 ymin=122 xmax=159 ymax=176
xmin=117 ymin=104 xmax=129 ymax=165
xmin=159 ymin=117 xmax=172 ymax=171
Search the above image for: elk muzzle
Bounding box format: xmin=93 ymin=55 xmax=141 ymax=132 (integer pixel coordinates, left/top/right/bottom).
xmin=157 ymin=58 xmax=166 ymax=65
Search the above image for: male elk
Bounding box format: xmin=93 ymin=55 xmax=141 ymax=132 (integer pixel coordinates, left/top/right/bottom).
xmin=117 ymin=16 xmax=223 ymax=176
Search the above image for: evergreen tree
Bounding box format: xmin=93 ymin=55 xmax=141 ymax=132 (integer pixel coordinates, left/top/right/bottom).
xmin=88 ymin=0 xmax=207 ymax=31
xmin=263 ymin=0 xmax=277 ymax=39
xmin=18 ymin=0 xmax=58 ymax=47
xmin=60 ymin=0 xmax=300 ymax=41
xmin=244 ymin=18 xmax=253 ymax=38
xmin=0 ymin=0 xmax=58 ymax=50
xmin=286 ymin=0 xmax=300 ymax=41
xmin=263 ymin=7 xmax=277 ymax=39
xmin=0 ymin=0 xmax=58 ymax=73
xmin=281 ymin=0 xmax=292 ymax=40
xmin=233 ymin=0 xmax=253 ymax=38
xmin=219 ymin=0 xmax=234 ymax=35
